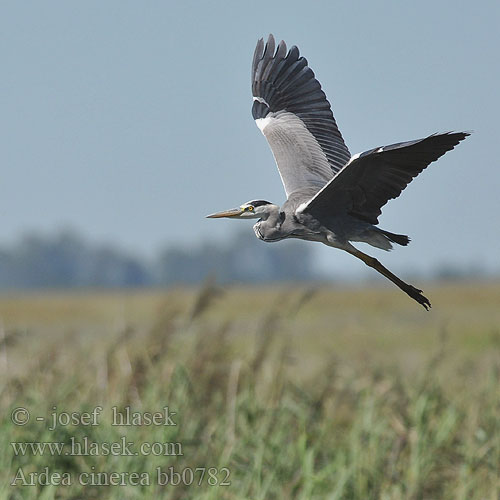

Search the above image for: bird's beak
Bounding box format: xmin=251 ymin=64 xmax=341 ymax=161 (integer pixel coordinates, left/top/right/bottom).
xmin=206 ymin=207 xmax=244 ymax=219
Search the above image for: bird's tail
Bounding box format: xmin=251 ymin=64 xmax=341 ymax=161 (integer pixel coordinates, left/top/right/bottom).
xmin=379 ymin=229 xmax=410 ymax=246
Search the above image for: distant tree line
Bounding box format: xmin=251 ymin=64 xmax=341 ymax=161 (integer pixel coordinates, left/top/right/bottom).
xmin=0 ymin=229 xmax=316 ymax=290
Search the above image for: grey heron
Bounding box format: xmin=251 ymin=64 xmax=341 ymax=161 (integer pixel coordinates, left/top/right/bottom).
xmin=207 ymin=35 xmax=469 ymax=310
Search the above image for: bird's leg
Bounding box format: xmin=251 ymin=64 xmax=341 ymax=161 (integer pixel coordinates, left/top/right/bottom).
xmin=345 ymin=247 xmax=431 ymax=310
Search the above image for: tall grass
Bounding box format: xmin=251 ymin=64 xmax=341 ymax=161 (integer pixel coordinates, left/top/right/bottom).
xmin=1 ymin=283 xmax=499 ymax=499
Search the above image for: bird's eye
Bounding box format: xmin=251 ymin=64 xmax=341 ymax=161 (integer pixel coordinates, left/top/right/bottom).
xmin=247 ymin=206 xmax=254 ymax=211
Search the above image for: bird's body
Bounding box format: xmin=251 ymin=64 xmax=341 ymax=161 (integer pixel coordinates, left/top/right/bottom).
xmin=208 ymin=35 xmax=469 ymax=309
xmin=253 ymin=195 xmax=402 ymax=249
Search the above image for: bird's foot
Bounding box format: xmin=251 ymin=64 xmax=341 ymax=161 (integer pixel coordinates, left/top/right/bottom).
xmin=404 ymin=284 xmax=431 ymax=310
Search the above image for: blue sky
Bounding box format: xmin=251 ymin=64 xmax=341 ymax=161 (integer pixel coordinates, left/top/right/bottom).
xmin=1 ymin=1 xmax=499 ymax=277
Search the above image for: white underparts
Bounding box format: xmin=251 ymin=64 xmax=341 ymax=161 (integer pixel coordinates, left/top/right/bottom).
xmin=348 ymin=152 xmax=361 ymax=163
xmin=296 ymin=202 xmax=309 ymax=214
xmin=255 ymin=116 xmax=272 ymax=133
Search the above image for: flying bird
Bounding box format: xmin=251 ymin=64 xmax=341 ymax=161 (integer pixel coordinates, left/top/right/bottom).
xmin=207 ymin=35 xmax=469 ymax=309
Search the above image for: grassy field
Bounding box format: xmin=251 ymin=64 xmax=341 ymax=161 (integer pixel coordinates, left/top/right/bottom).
xmin=1 ymin=282 xmax=499 ymax=499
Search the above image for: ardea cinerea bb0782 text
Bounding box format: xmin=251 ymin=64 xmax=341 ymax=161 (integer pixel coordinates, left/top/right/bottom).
xmin=207 ymin=34 xmax=469 ymax=310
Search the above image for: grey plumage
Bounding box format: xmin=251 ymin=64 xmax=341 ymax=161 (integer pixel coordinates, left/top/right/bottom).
xmin=252 ymin=36 xmax=350 ymax=175
xmin=207 ymin=34 xmax=470 ymax=310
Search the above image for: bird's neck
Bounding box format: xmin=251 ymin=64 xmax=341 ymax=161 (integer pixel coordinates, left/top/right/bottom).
xmin=254 ymin=205 xmax=286 ymax=242
xmin=258 ymin=204 xmax=281 ymax=224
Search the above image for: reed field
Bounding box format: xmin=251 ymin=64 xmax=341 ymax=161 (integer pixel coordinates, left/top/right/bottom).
xmin=1 ymin=282 xmax=499 ymax=499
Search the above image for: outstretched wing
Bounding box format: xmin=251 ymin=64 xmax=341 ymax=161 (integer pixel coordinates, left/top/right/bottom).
xmin=301 ymin=132 xmax=469 ymax=224
xmin=252 ymin=34 xmax=350 ymax=198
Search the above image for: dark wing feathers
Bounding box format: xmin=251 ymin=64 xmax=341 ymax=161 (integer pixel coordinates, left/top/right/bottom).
xmin=252 ymin=34 xmax=351 ymax=175
xmin=303 ymin=132 xmax=470 ymax=224
xmin=251 ymin=35 xmax=469 ymax=217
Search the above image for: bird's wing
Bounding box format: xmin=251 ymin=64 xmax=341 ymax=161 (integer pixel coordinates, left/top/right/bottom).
xmin=252 ymin=35 xmax=351 ymax=198
xmin=299 ymin=132 xmax=469 ymax=224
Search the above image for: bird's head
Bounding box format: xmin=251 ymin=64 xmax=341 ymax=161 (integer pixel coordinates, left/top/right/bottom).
xmin=206 ymin=200 xmax=276 ymax=220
